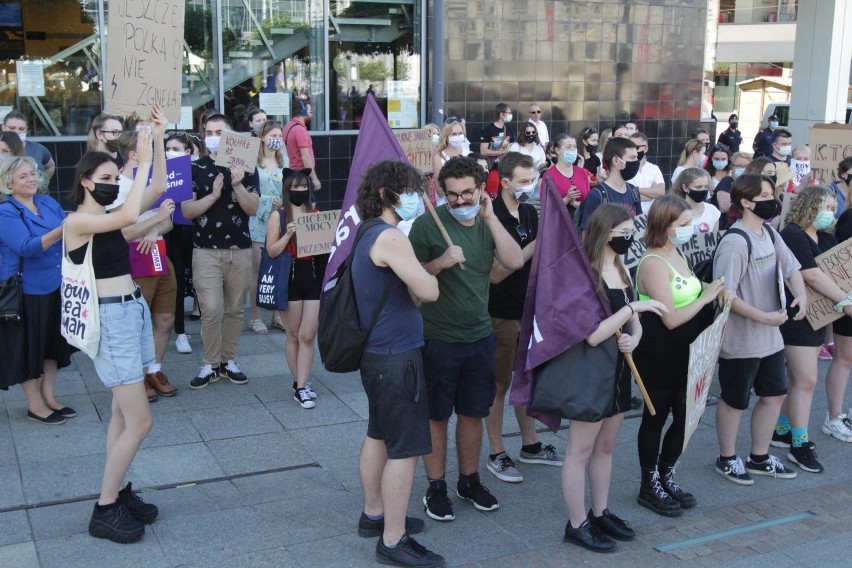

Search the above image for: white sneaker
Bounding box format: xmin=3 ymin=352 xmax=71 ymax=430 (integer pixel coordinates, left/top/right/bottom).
xmin=294 ymin=387 xmax=316 ymax=409
xmin=822 ymin=412 xmax=852 ymax=442
xmin=175 ymin=334 xmax=192 ymax=354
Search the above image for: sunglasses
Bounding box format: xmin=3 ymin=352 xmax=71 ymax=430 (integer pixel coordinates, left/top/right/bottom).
xmin=516 ymin=224 xmax=529 ymax=242
xmin=529 ymin=110 xmax=541 ymax=114
xmin=582 ymin=127 xmax=598 ymax=136
xmin=445 ymin=116 xmax=465 ymax=125
xmin=713 ymin=143 xmax=730 ymax=152
xmin=524 ymin=131 xmax=537 ymax=135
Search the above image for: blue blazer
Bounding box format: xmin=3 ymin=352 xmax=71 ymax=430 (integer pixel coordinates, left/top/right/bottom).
xmin=0 ymin=195 xmax=65 ymax=295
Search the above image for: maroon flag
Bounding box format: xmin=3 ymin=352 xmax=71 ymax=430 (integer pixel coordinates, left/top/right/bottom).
xmin=321 ymin=93 xmax=409 ymax=302
xmin=508 ymin=176 xmax=612 ymax=431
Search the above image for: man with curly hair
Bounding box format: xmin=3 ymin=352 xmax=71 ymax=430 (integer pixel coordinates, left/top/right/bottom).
xmin=408 ymin=156 xmax=523 ymax=523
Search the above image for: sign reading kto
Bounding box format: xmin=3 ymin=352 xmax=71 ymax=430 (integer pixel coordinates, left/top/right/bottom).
xmin=105 ymin=0 xmax=186 ymax=123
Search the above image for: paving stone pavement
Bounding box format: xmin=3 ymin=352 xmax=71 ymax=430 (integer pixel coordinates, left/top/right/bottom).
xmin=2 ymin=312 xmax=852 ymax=567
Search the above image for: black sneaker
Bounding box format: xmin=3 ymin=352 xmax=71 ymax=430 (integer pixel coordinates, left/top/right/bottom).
xmin=630 ymin=396 xmax=643 ymax=410
xmin=423 ymin=480 xmax=454 ymax=522
xmin=745 ymin=455 xmax=797 ymax=479
xmin=358 ymin=512 xmax=425 ymax=538
xmin=771 ymin=430 xmax=792 ymax=448
xmin=88 ymin=501 xmax=144 ymax=544
xmin=292 ymin=380 xmax=317 ymax=400
xmin=219 ymin=360 xmax=248 ymax=384
xmin=788 ymin=442 xmax=824 ymax=473
xmin=376 ymin=534 xmax=445 ymax=567
xmin=294 ymin=387 xmax=316 ymax=409
xmin=456 ymin=473 xmax=499 ymax=512
xmin=189 ymin=364 xmax=219 ymax=390
xmin=117 ymin=482 xmax=158 ymax=524
xmin=588 ymin=509 xmax=635 ymax=541
xmin=714 ymin=456 xmax=754 ymax=485
xmin=563 ymin=519 xmax=616 ymax=553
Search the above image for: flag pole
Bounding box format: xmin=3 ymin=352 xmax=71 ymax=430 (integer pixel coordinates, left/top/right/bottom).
xmin=615 ymin=330 xmax=656 ymax=416
xmin=422 ymin=195 xmax=466 ymax=270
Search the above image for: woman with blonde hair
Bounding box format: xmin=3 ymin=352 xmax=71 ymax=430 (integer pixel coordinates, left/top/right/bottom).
xmin=87 ymin=113 xmax=124 ymax=166
xmin=672 ymin=167 xmax=721 ymax=234
xmin=561 ymin=204 xmax=666 ymax=552
xmin=431 ymin=118 xmax=470 ymax=204
xmin=671 ymin=139 xmax=707 ymax=184
xmin=248 ymin=121 xmax=288 ymax=334
xmin=773 ymin=185 xmax=852 ymax=473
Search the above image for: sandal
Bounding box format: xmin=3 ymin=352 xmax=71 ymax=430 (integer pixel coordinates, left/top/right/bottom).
xmin=270 ymin=317 xmax=286 ymax=332
xmin=250 ymin=319 xmax=269 ymax=335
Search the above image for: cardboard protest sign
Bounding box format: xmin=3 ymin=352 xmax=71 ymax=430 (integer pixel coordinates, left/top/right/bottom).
xmin=622 ymin=213 xmax=648 ymax=271
xmin=806 ymin=238 xmax=852 ymax=330
xmin=104 ymin=0 xmax=185 ymax=123
xmin=684 ymin=304 xmax=730 ymax=452
xmin=810 ymin=123 xmax=852 ymax=186
xmin=214 ymin=131 xmax=260 ymax=173
xmin=623 ymin=213 xmax=721 ymax=272
xmin=133 ymin=154 xmax=193 ymax=225
xmin=778 ymin=192 xmax=797 ymax=230
xmin=394 ymin=129 xmax=435 ymax=173
xmin=295 ymin=210 xmax=341 ymax=258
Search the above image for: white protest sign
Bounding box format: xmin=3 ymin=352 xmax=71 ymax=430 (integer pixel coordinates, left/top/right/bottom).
xmin=105 ymin=0 xmax=185 ymax=122
xmin=214 ymin=130 xmax=260 ymax=173
xmin=684 ymin=304 xmax=730 ymax=452
xmin=809 ymin=123 xmax=852 ymax=186
xmin=295 ymin=210 xmax=341 ymax=258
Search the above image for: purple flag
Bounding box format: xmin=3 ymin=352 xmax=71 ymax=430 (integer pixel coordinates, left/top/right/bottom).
xmin=321 ymin=93 xmax=409 ymax=301
xmin=508 ymin=176 xmax=612 ymax=431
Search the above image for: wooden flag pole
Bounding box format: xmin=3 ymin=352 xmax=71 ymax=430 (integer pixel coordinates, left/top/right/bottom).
xmin=615 ymin=330 xmax=656 ymax=416
xmin=422 ymin=194 xmax=466 ymax=270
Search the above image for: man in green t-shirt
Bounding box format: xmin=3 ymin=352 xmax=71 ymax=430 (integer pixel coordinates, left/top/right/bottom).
xmin=409 ymin=156 xmax=523 ymax=523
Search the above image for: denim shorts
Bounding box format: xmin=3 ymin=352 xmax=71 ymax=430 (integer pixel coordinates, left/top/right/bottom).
xmin=92 ymin=292 xmax=155 ymax=388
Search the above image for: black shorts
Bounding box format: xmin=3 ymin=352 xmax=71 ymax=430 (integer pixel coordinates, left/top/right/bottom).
xmin=834 ymin=315 xmax=852 ymax=337
xmin=780 ymin=317 xmax=826 ymax=347
xmin=718 ymin=350 xmax=787 ymax=410
xmin=360 ymin=349 xmax=432 ymax=459
xmin=288 ymin=258 xmax=322 ymax=301
xmin=422 ymin=335 xmax=497 ymax=421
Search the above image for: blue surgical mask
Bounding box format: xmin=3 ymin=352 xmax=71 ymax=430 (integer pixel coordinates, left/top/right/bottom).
xmin=562 ymin=150 xmax=578 ymax=165
xmin=769 ymin=121 xmax=779 ymax=130
xmin=394 ymin=192 xmax=421 ymax=222
xmin=712 ymin=159 xmax=728 ymax=170
xmin=814 ymin=210 xmax=835 ymax=231
xmin=446 ymin=200 xmax=480 ymax=222
xmin=670 ymin=225 xmax=694 ymax=246
xmin=733 ymin=167 xmax=745 ymax=178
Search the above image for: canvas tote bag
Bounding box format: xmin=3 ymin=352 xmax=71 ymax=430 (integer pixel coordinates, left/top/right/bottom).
xmin=60 ymin=232 xmax=100 ymax=358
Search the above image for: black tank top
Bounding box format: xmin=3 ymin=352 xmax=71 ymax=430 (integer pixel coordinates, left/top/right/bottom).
xmin=68 ymin=229 xmax=131 ymax=279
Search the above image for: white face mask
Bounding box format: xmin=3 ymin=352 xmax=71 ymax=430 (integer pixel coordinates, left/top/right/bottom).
xmin=777 ymin=145 xmax=792 ymax=157
xmin=504 ymin=113 xmax=513 ymax=122
xmin=205 ymin=135 xmax=221 ymax=154
xmin=512 ymin=183 xmax=535 ymax=203
xmin=165 ymin=150 xmax=185 ymax=160
xmin=431 ymin=133 xmax=440 ymax=147
xmin=17 ymin=133 xmax=26 ymax=143
xmin=448 ymin=134 xmax=465 ymax=149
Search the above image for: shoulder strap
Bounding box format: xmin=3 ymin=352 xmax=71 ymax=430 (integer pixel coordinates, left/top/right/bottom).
xmin=637 ymin=254 xmax=679 ymax=275
xmin=724 ymin=227 xmax=753 ymax=258
xmin=277 ymin=209 xmax=286 ymax=239
xmin=4 ymin=202 xmax=27 ymax=274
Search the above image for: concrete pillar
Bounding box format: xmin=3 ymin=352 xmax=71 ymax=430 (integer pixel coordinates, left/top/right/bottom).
xmin=789 ymin=0 xmax=852 ymax=145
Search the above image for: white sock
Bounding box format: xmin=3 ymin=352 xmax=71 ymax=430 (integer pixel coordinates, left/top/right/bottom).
xmin=147 ymin=362 xmax=162 ymax=374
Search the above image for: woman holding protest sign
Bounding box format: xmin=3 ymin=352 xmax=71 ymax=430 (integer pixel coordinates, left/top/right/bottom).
xmin=772 ymin=186 xmax=852 ymax=472
xmin=562 ymin=204 xmax=667 ymax=553
xmin=64 ymin=108 xmax=164 ymax=544
xmin=672 ymin=168 xmax=721 ymax=235
xmin=633 ymin=195 xmax=729 ymax=517
xmin=0 ymin=157 xmax=73 ymax=424
xmin=249 ymin=122 xmax=288 ymax=335
xmin=266 ymin=169 xmax=327 ymax=409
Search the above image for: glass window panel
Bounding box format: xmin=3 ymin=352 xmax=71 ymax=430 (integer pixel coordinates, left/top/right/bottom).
xmin=183 ymin=0 xmax=220 ymax=130
xmin=328 ymin=0 xmax=422 ymax=130
xmin=220 ymin=0 xmax=325 ymax=130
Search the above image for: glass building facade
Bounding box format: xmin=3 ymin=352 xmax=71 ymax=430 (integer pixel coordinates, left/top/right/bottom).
xmin=1 ymin=0 xmax=710 ymax=206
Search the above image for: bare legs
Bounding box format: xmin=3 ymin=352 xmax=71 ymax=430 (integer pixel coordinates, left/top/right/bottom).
xmin=99 ymin=382 xmax=153 ymax=505
xmin=485 ymin=381 xmax=539 ymax=455
xmin=360 ymin=437 xmax=417 ymax=546
xmin=826 ymin=333 xmax=852 ymax=418
xmin=423 ymin=415 xmax=483 ymax=479
xmin=282 ymin=300 xmax=320 ymax=388
xmin=21 ymin=359 xmax=65 ymax=417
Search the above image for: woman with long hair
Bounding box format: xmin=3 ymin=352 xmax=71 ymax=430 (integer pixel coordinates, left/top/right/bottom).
xmin=0 ymin=157 xmax=73 ymax=424
xmin=562 ymin=204 xmax=666 ymax=553
xmin=671 ymin=139 xmax=707 ymax=185
xmin=773 ymin=186 xmax=851 ymax=473
xmin=65 ymin=107 xmax=165 ymax=543
xmin=578 ymin=126 xmax=601 ymax=179
xmin=672 ymin=168 xmax=721 ymax=234
xmin=541 ymin=133 xmax=589 ymax=215
xmin=87 ymin=113 xmax=124 ymax=166
xmin=249 ymin=121 xmax=287 ymax=334
xmin=706 ymin=143 xmax=732 ymax=194
xmin=634 ymin=195 xmax=728 ymax=517
xmin=265 ymin=169 xmax=327 ymax=409
xmin=508 ymin=124 xmax=546 ymax=172
xmin=432 ymin=119 xmax=470 ymax=204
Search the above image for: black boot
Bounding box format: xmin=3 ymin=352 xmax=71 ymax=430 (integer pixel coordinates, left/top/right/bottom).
xmin=658 ymin=461 xmax=696 ymax=509
xmin=637 ymin=466 xmax=682 ymax=517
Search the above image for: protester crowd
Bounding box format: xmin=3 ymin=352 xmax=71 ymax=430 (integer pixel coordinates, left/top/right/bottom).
xmin=1 ymin=99 xmax=852 ymax=567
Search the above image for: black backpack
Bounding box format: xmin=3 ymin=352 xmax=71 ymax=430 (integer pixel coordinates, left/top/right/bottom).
xmin=692 ymin=226 xmax=776 ymax=283
xmin=574 ymin=182 xmax=641 ymax=232
xmin=318 ymin=219 xmax=391 ymax=373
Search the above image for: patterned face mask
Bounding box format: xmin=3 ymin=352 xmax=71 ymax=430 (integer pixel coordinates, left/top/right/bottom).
xmin=266 ymin=138 xmax=283 ymax=151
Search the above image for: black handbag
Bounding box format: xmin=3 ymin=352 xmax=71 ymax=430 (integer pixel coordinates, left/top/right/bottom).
xmin=0 ymin=206 xmax=25 ymax=321
xmin=529 ymin=335 xmax=619 ymax=422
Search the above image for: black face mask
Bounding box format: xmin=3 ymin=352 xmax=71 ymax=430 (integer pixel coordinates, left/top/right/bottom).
xmin=608 ymin=235 xmax=634 ymax=255
xmin=585 ymin=143 xmax=598 ymax=154
xmin=767 ymin=175 xmax=778 ymax=187
xmin=637 ymin=150 xmax=646 ymax=162
xmin=843 ymin=174 xmax=852 ymax=186
xmin=620 ymin=159 xmax=641 ymax=180
xmin=688 ymin=189 xmax=709 ymax=203
xmin=750 ymin=199 xmax=777 ymax=220
xmin=103 ymin=139 xmax=120 ymax=154
xmin=524 ymin=133 xmax=537 ymax=143
xmin=88 ymin=182 xmax=120 ymax=207
xmin=289 ymin=190 xmax=309 ymax=207
xmin=730 ymin=121 xmax=739 ymax=129
xmin=549 ymin=155 xmax=558 ymax=165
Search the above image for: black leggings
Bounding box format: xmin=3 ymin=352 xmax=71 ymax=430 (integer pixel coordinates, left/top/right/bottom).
xmin=166 ymin=226 xmax=194 ymax=335
xmin=637 ymin=382 xmax=688 ymax=468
